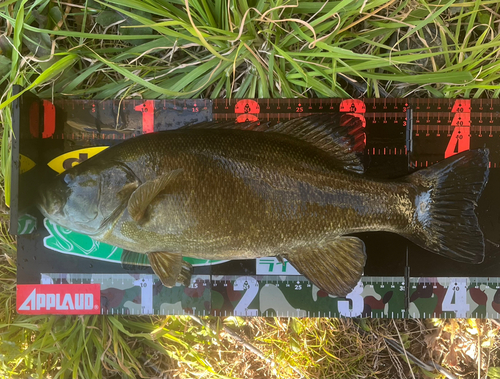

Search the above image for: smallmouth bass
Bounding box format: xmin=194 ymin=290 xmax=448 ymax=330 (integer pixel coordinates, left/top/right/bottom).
xmin=37 ymin=114 xmax=489 ymax=296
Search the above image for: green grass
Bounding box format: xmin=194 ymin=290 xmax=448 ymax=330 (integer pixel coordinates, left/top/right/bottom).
xmin=1 ymin=0 xmax=500 ymax=378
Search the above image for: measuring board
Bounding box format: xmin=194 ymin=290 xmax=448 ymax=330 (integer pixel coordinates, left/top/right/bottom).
xmin=11 ymin=90 xmax=500 ymax=317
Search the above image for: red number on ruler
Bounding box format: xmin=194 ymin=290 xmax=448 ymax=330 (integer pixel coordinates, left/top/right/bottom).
xmin=451 ymin=99 xmax=471 ymax=113
xmin=234 ymin=100 xmax=260 ymax=114
xmin=339 ymin=99 xmax=366 ymax=113
xmin=42 ymin=100 xmax=56 ymax=138
xmin=445 ymin=126 xmax=470 ymax=158
xmin=445 ymin=102 xmax=471 ymax=158
xmin=134 ymin=100 xmax=155 ymax=134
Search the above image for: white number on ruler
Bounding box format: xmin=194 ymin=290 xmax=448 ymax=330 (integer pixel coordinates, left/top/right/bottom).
xmin=338 ymin=281 xmax=364 ymax=317
xmin=442 ymin=278 xmax=469 ymax=317
xmin=233 ymin=276 xmax=259 ymax=316
xmin=133 ymin=275 xmax=154 ymax=314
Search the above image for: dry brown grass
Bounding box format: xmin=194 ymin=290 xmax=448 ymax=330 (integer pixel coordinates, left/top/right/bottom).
xmin=136 ymin=317 xmax=500 ymax=379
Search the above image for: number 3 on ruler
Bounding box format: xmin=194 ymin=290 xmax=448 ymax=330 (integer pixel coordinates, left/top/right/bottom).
xmin=233 ymin=276 xmax=259 ymax=316
xmin=338 ymin=281 xmax=364 ymax=317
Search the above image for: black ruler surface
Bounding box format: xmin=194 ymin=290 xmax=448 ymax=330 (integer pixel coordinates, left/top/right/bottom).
xmin=10 ymin=93 xmax=500 ymax=317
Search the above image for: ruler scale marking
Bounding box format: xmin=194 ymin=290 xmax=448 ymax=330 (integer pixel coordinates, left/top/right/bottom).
xmin=36 ymin=273 xmax=499 ymax=318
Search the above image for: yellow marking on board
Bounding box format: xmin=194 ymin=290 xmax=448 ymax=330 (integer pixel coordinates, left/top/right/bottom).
xmin=20 ymin=154 xmax=36 ymax=174
xmin=47 ymin=146 xmax=109 ymax=173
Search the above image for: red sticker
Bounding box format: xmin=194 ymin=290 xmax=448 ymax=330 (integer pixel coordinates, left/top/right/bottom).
xmin=451 ymin=99 xmax=471 ymax=113
xmin=341 ymin=113 xmax=367 ymax=150
xmin=17 ymin=284 xmax=101 ymax=315
xmin=341 ymin=113 xmax=367 ymax=128
xmin=234 ymin=100 xmax=260 ymax=114
xmin=445 ymin=126 xmax=470 ymax=158
xmin=134 ymin=100 xmax=155 ymax=134
xmin=42 ymin=100 xmax=56 ymax=138
xmin=339 ymin=99 xmax=366 ymax=113
xmin=451 ymin=113 xmax=471 ymax=128
xmin=445 ymin=111 xmax=471 ymax=158
xmin=236 ymin=114 xmax=259 ymax=123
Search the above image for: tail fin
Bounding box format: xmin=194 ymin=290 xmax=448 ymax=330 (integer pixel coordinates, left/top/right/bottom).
xmin=406 ymin=149 xmax=489 ymax=263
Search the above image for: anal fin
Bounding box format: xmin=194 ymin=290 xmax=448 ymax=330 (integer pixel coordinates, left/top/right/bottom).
xmin=148 ymin=251 xmax=193 ymax=287
xmin=284 ymin=236 xmax=366 ymax=297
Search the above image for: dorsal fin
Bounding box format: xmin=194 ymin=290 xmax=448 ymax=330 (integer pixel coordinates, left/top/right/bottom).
xmin=181 ymin=114 xmax=366 ymax=173
xmin=181 ymin=120 xmax=270 ymax=131
xmin=266 ymin=114 xmax=365 ymax=174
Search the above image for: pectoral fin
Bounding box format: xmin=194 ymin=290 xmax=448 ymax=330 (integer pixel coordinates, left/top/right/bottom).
xmin=118 ymin=181 xmax=140 ymax=200
xmin=148 ymin=251 xmax=193 ymax=287
xmin=128 ymin=169 xmax=183 ymax=222
xmin=284 ymin=236 xmax=366 ymax=297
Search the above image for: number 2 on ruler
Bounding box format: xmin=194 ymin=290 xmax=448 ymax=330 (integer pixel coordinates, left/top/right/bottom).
xmin=233 ymin=276 xmax=259 ymax=316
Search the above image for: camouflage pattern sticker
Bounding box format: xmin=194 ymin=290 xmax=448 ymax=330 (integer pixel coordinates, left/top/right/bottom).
xmin=468 ymin=280 xmax=500 ymax=319
xmin=409 ymin=277 xmax=500 ymax=319
xmin=43 ymin=273 xmax=211 ymax=316
xmin=39 ymin=273 xmax=500 ymax=318
xmin=19 ymin=154 xmax=36 ymax=174
xmin=361 ymin=277 xmax=407 ymax=318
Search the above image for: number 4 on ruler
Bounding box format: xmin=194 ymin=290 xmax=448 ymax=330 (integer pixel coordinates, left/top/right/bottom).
xmin=445 ymin=100 xmax=471 ymax=158
xmin=442 ymin=278 xmax=470 ymax=318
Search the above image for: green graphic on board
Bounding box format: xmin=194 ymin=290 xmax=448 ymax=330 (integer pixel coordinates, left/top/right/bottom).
xmin=42 ymin=218 xmax=226 ymax=266
xmin=43 ymin=218 xmax=122 ymax=262
xmin=18 ymin=214 xmax=37 ymax=235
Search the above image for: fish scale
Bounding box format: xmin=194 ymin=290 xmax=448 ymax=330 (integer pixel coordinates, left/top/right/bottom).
xmin=49 ymin=131 xmax=413 ymax=252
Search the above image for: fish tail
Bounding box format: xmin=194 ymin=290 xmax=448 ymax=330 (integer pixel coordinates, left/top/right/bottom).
xmin=406 ymin=149 xmax=489 ymax=263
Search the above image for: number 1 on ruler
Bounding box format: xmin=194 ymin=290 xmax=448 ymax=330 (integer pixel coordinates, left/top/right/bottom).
xmin=134 ymin=275 xmax=154 ymax=314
